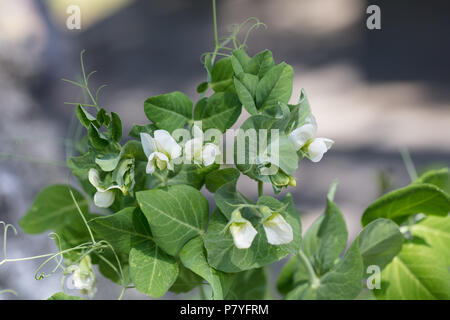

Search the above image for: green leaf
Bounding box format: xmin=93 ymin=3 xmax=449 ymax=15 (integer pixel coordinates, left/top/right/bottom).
xmin=110 ymin=112 xmax=122 ymax=142
xmin=214 ymin=180 xmax=253 ymax=219
xmin=234 ymin=73 xmax=259 ymax=115
xmin=411 ymin=215 xmax=450 ymax=266
xmin=357 ymin=218 xmax=403 ymax=270
xmin=144 ymin=91 xmax=193 ymax=132
xmin=286 ymin=242 xmax=364 ymax=300
xmin=136 ymin=185 xmax=209 ymax=256
xmin=193 ymin=92 xmax=242 ymax=132
xmin=120 ymin=140 xmax=147 ymax=162
xmin=180 ymin=237 xmax=230 ymax=300
xmin=205 ymin=168 xmax=240 ymax=193
xmin=301 ymin=197 xmax=348 ymax=275
xmin=286 ymin=89 xmax=311 ymax=132
xmin=235 ymin=114 xmax=298 ymax=182
xmin=196 ymin=81 xmax=209 ymax=94
xmin=230 ymin=49 xmax=252 ymax=75
xmin=361 ymin=183 xmax=450 ymax=226
xmin=147 ymin=164 xmax=218 ymax=190
xmin=95 ymin=153 xmax=120 ymax=172
xmin=277 ymin=256 xmax=298 ymax=295
xmin=20 ymin=185 xmax=88 ymax=234
xmin=67 ymin=152 xmax=96 ymax=196
xmin=76 ymin=104 xmax=97 ymax=129
xmin=47 ymin=292 xmax=83 ymax=300
xmin=246 ymin=49 xmax=275 ymax=79
xmin=375 ymin=240 xmax=450 ymax=300
xmin=128 ymin=123 xmax=156 ymax=139
xmin=169 ymin=262 xmax=203 ymax=294
xmin=90 ymin=207 xmax=153 ymax=255
xmin=414 ymin=168 xmax=450 ymax=194
xmin=210 ymin=57 xmax=235 ymax=92
xmin=167 ymin=164 xmax=219 ymax=189
xmin=96 ymin=108 xmax=111 ymax=126
xmin=225 ymin=268 xmax=267 ymax=300
xmin=88 ymin=123 xmax=109 ymax=149
xmin=255 ymin=62 xmax=293 ymax=111
xmin=129 ymin=241 xmax=178 ymax=298
xmin=205 ymin=193 xmax=301 ymax=272
xmin=49 ymin=208 xmax=99 ymax=265
xmin=93 ymin=250 xmax=130 ymax=286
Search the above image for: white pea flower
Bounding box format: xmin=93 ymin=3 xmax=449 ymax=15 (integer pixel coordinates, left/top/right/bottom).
xmin=184 ymin=125 xmax=221 ymax=166
xmin=89 ymin=168 xmax=121 ymax=208
xmin=307 ymin=138 xmax=334 ymax=162
xmin=228 ymin=209 xmax=258 ymax=249
xmin=140 ymin=130 xmax=182 ymax=174
xmin=67 ymin=255 xmax=97 ymax=299
xmin=289 ymin=115 xmax=334 ymax=162
xmin=262 ymin=212 xmax=293 ymax=245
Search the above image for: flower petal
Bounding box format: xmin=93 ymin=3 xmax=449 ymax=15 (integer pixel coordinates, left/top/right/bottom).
xmin=146 ymin=156 xmax=156 ymax=174
xmin=154 ymin=151 xmax=169 ymax=171
xmin=140 ymin=133 xmax=156 ymax=157
xmin=184 ymin=138 xmax=203 ymax=163
xmin=305 ymin=114 xmax=317 ymax=127
xmin=229 ymin=221 xmax=258 ymax=249
xmin=319 ymin=137 xmax=334 ymax=149
xmin=104 ymin=184 xmax=122 ymax=191
xmin=263 ymin=213 xmax=293 ymax=245
xmin=154 ymin=130 xmax=182 ymax=160
xmin=94 ymin=190 xmax=115 ymax=208
xmin=88 ymin=169 xmax=102 ymax=190
xmin=308 ymin=137 xmax=333 ymax=162
xmin=72 ymin=256 xmax=97 ymax=298
xmin=289 ymin=123 xmax=316 ymax=150
xmin=192 ymin=125 xmax=204 ymax=139
xmin=202 ymin=143 xmax=221 ymax=166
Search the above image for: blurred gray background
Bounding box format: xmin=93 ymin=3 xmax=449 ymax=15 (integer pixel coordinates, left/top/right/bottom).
xmin=1 ymin=0 xmax=449 ymax=299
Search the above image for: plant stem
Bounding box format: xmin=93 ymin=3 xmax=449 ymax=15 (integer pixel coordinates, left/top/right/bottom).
xmin=400 ymin=148 xmax=417 ymax=182
xmin=118 ymin=287 xmax=127 ymax=300
xmin=258 ymin=181 xmax=263 ymax=197
xmin=199 ymin=284 xmax=207 ymax=300
xmin=0 ymin=289 xmax=17 ymax=296
xmin=67 ymin=183 xmax=96 ymax=244
xmin=297 ymin=250 xmax=320 ymax=288
xmin=212 ymin=0 xmax=219 ymax=48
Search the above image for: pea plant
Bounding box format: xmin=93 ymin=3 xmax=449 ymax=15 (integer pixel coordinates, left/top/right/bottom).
xmin=1 ymin=2 xmax=449 ymax=301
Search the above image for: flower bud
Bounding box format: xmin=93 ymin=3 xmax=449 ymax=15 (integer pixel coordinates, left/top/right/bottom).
xmin=288 ymin=176 xmax=297 ymax=187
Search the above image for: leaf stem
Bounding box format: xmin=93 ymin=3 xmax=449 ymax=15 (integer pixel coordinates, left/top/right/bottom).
xmin=297 ymin=249 xmax=320 ymax=288
xmin=258 ymin=181 xmax=263 ymax=197
xmin=118 ymin=286 xmax=127 ymax=300
xmin=400 ymin=148 xmax=417 ymax=182
xmin=199 ymin=284 xmax=207 ymax=300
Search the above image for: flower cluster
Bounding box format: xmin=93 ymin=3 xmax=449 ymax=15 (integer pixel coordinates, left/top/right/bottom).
xmin=139 ymin=125 xmax=221 ymax=174
xmin=227 ymin=206 xmax=293 ymax=249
